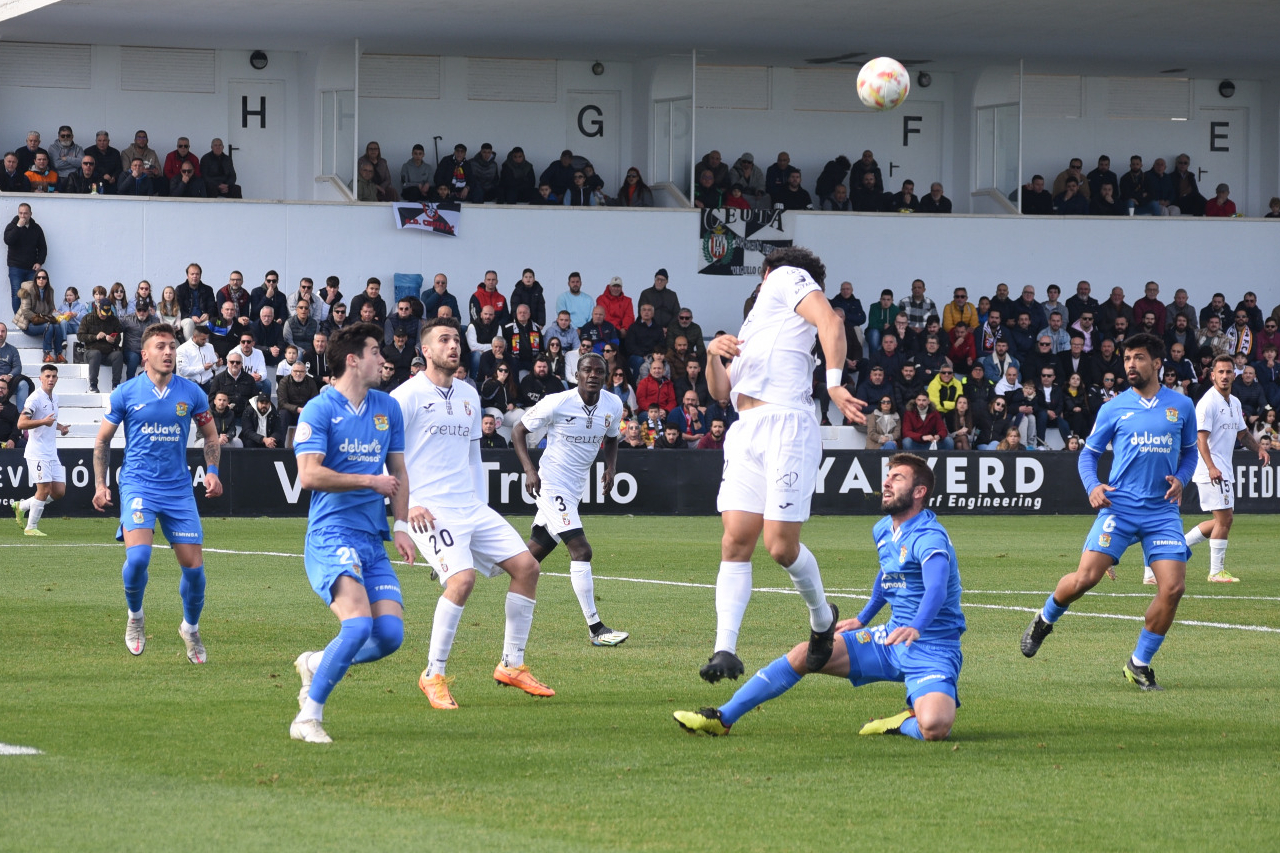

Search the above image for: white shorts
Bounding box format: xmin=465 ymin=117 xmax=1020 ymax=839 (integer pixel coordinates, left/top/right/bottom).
xmin=1196 ymin=479 xmax=1234 ymax=512
xmin=716 ymin=405 xmax=820 ymax=522
xmin=408 ymin=502 xmax=528 ymax=586
xmin=29 ymin=458 xmax=65 ymax=485
xmin=532 ymin=489 xmax=584 ymax=542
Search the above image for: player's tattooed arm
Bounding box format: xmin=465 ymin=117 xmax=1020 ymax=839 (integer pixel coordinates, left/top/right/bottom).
xmin=91 ymin=418 xmax=120 ymax=511
xmin=1238 ymin=427 xmax=1270 ymax=464
xmin=203 ymin=435 xmax=220 ymax=470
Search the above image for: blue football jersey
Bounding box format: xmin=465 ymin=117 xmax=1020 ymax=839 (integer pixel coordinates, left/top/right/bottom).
xmin=105 ymin=374 xmax=209 ymax=496
xmin=871 ymin=509 xmax=966 ymax=642
xmin=1083 ymin=387 xmax=1197 ymax=513
xmin=294 ymin=385 xmax=405 ymax=539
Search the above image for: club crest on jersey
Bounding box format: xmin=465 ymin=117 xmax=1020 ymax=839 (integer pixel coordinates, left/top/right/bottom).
xmin=1098 ymin=533 xmax=1111 ymax=547
xmin=374 ymin=414 xmax=389 ymax=431
xmin=1166 ymin=407 xmax=1178 ymax=422
xmin=463 ymin=401 xmax=472 ymax=416
xmin=604 ymin=414 xmax=612 ymax=429
xmin=899 ymin=545 xmax=908 ymax=563
xmin=175 ymin=402 xmax=188 ymax=416
xmin=855 ymin=631 xmax=871 ymax=644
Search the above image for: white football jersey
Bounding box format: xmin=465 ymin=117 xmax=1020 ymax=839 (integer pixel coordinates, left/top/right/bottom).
xmin=1192 ymin=390 xmax=1244 ymax=484
xmin=392 ymin=373 xmax=483 ymax=509
xmin=21 ymin=388 xmax=59 ymax=461
xmin=729 ymin=265 xmax=820 ymax=412
xmin=520 ymin=388 xmax=623 ymax=499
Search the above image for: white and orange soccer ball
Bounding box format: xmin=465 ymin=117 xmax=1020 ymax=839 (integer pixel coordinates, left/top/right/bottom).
xmin=857 ymin=57 xmax=910 ymax=111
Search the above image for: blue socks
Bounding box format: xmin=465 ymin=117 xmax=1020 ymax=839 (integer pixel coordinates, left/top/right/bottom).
xmin=122 ymin=545 xmax=151 ymax=612
xmin=1041 ymin=593 xmax=1068 ymax=624
xmin=899 ymin=715 xmax=924 ymax=740
xmin=719 ymin=656 xmax=802 ymax=726
xmin=308 ymin=616 xmax=373 ymax=706
xmin=1132 ymin=628 xmax=1165 ymax=666
xmin=179 ymin=565 xmax=206 ymax=626
xmin=352 ymin=614 xmax=404 ymax=664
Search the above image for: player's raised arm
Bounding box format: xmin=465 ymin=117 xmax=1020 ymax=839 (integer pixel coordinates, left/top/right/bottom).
xmin=705 ymin=332 xmax=737 ymax=402
xmin=795 ymin=291 xmax=866 ymax=425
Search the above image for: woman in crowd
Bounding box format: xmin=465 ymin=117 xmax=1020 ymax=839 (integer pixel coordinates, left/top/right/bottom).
xmin=946 ymin=394 xmax=977 ymax=450
xmin=607 ymin=365 xmax=637 ymax=411
xmin=976 ymin=295 xmax=991 ymax=328
xmin=1064 ymin=434 xmax=1083 ymax=452
xmin=563 ymin=171 xmax=597 ymax=206
xmin=543 ymin=335 xmax=567 ymax=381
xmin=55 ymin=285 xmax=89 ymax=340
xmin=615 ymin=168 xmax=654 ymax=207
xmin=1252 ymin=406 xmax=1278 ymax=443
xmin=977 ymin=396 xmax=1012 ymax=450
xmin=107 ymin=281 xmax=130 ymax=318
xmin=480 ymin=364 xmax=522 ymax=429
xmin=158 ymin=285 xmax=184 ymax=330
xmin=129 ymin=280 xmax=155 ymax=316
xmin=866 ymin=395 xmax=901 ymax=450
xmin=1061 ymin=372 xmax=1094 ymax=437
xmin=15 ymin=270 xmax=66 ymax=362
xmin=996 ymin=426 xmax=1026 ymax=451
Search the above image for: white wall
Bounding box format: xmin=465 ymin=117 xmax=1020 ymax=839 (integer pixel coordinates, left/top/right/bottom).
xmin=8 ymin=195 xmax=1280 ymax=344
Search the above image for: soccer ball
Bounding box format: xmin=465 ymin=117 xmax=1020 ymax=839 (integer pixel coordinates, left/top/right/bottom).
xmin=857 ymin=57 xmax=910 ymax=111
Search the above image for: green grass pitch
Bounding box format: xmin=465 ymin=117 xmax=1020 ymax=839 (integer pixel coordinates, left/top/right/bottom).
xmin=1 ymin=513 xmax=1278 ymax=852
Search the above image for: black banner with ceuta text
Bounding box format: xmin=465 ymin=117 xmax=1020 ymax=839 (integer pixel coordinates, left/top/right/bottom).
xmin=392 ymin=200 xmax=460 ymax=237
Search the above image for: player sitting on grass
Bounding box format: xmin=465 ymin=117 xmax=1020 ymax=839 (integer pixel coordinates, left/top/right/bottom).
xmin=512 ymin=351 xmax=629 ymax=647
xmin=675 ymin=453 xmax=965 ymax=740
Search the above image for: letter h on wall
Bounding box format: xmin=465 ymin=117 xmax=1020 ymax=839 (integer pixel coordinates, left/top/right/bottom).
xmin=242 ymin=96 xmax=266 ymax=129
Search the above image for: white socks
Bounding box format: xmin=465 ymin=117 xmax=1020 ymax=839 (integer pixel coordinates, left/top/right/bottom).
xmin=502 ymin=592 xmax=535 ymax=668
xmin=21 ymin=496 xmax=49 ymax=528
xmin=569 ymin=561 xmax=598 ymax=625
xmin=298 ymin=697 xmax=324 ymax=722
xmin=784 ymin=544 xmax=833 ymax=632
xmin=1185 ymin=526 xmax=1207 ymax=548
xmin=128 ymin=608 xmax=144 ymax=621
xmin=714 ymin=561 xmax=753 ymax=654
xmin=180 ymin=619 xmax=198 ymax=634
xmin=1209 ymin=539 xmax=1228 ymax=576
xmin=427 ymin=597 xmax=465 ymax=677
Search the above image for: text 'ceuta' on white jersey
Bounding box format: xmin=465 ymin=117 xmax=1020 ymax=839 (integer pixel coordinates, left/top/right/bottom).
xmin=520 ymin=388 xmax=623 ymax=499
xmin=391 ymin=373 xmax=484 ymax=509
xmin=21 ymin=388 xmax=59 ymax=461
xmin=729 ymin=265 xmax=820 ymax=413
xmin=1192 ymin=391 xmax=1245 ymax=484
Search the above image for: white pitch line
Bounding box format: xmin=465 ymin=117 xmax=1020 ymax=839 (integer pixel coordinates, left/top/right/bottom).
xmin=5 ymin=544 xmax=1279 ymax=633
xmin=0 ymin=744 xmax=43 ymax=755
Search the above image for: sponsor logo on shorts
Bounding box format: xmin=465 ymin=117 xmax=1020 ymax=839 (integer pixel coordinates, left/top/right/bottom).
xmin=915 ymin=673 xmax=945 ymax=685
xmin=176 ymin=402 xmax=189 ymax=417
xmin=371 ymin=584 xmax=400 ymax=594
xmin=1152 ymin=538 xmax=1183 ymax=547
xmin=855 ymin=631 xmax=871 ymax=644
xmin=170 ymin=530 xmax=199 ymax=539
xmin=374 ymin=414 xmax=389 ymax=431
xmin=1098 ymin=533 xmax=1111 ymax=547
xmin=776 ymin=471 xmax=799 ymax=487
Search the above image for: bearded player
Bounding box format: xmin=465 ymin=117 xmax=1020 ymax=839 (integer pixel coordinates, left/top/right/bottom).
xmin=1021 ymin=333 xmax=1197 ymax=691
xmin=699 ymin=246 xmax=866 ymax=684
xmin=512 ymin=351 xmax=628 ymax=647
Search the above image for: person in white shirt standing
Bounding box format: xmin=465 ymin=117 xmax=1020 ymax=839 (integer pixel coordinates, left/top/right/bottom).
xmin=700 ymin=247 xmax=866 ymax=683
xmin=511 ymin=352 xmax=628 ymax=647
xmin=392 ymin=317 xmax=553 ymax=711
xmin=1155 ymin=354 xmax=1269 ymax=584
xmin=14 ymin=364 xmax=69 ymax=535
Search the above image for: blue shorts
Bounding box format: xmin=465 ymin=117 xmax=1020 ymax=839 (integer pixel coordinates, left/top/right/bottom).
xmin=1084 ymin=508 xmax=1190 ymax=566
xmin=842 ymin=624 xmax=962 ymax=707
xmin=115 ymin=489 xmax=203 ymax=545
xmin=304 ymin=527 xmax=402 ymax=607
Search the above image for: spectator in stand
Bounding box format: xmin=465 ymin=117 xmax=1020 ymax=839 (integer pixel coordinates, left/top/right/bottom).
xmin=119 ymin=297 xmax=162 ymax=377
xmin=173 ymin=263 xmax=214 ymax=341
xmin=893 ymin=362 xmax=925 ymax=412
xmin=357 ymin=141 xmax=398 ymax=201
xmin=204 ymin=392 xmax=240 ymax=448
xmin=15 ymin=271 xmax=65 ymax=362
xmin=850 ymin=170 xmax=885 ymax=212
xmin=468 ymin=142 xmax=500 ymax=202
xmin=696 ymin=416 xmax=728 ymax=449
xmin=1033 ymin=365 xmax=1069 ymax=443
xmin=0 ymin=375 xmax=22 ymax=448
xmin=317 ymin=303 xmax=346 ymax=337
xmin=527 ymin=180 xmax=556 ymax=204
xmin=814 ymin=155 xmax=852 ymax=205
xmin=1258 ymin=322 xmax=1280 ymax=363
xmin=1164 ymin=312 xmax=1196 ymax=353
xmin=469 ymin=270 xmax=509 ymax=325
xmin=1 ymin=152 xmax=31 ymax=193
xmin=1006 ymin=313 xmax=1035 ymax=361
xmin=22 ymin=151 xmax=57 ymax=193
xmin=1061 ymin=372 xmax=1095 ymax=436
xmin=275 ymin=343 xmax=301 ymax=380
xmin=898 ymin=279 xmax=937 ymax=334
xmin=170 ymin=166 xmax=209 ymax=201
xmin=1011 ymin=285 xmax=1047 ymax=331
xmin=1168 ymin=154 xmax=1203 ymax=215
xmin=1117 ymin=155 xmax=1156 ymax=214
xmin=1236 ymin=291 xmax=1264 ymax=331
xmin=478 ymin=334 xmax=514 ymax=381
xmin=975 ymin=396 xmax=1011 ymax=449
xmin=1086 ymin=155 xmax=1118 ymax=198
xmin=303 ymin=331 xmax=332 ymax=386
xmin=176 ymin=325 xmax=216 ymax=391
xmin=624 ymin=303 xmax=663 ymax=377
xmin=541 ymin=150 xmax=577 ymax=197
xmin=927 ymin=364 xmax=963 ymax=416
xmin=420 ymin=272 xmax=459 ymax=319
xmin=1051 ymin=157 xmax=1089 ymax=199
xmin=1020 ymin=175 xmax=1053 ymax=214
xmin=49 ymin=128 xmax=85 ymax=178
xmin=1199 ymin=292 xmax=1230 ymax=331
xmin=915 ymin=181 xmax=952 ymax=214
xmin=354 ymin=163 xmax=379 ymax=202
xmin=668 ymin=389 xmax=708 ymax=442
xmin=865 ymin=289 xmax=898 ymax=354
xmin=889 ymin=180 xmax=919 ymax=212
xmin=249 ymin=271 xmax=288 ymax=325
xmin=545 ymin=309 xmax=581 ymax=353
xmin=947 ymin=395 xmax=977 ymax=450
xmin=5 ymin=202 xmax=47 ymax=313
xmin=117 ymin=156 xmax=159 ymax=196
xmin=1164 ymin=342 xmax=1196 ymax=396
xmin=638 ymin=268 xmax=680 ymax=330
xmin=478 ymin=413 xmax=508 ymax=448
xmin=216 ymin=270 xmax=251 ymax=319
xmin=597 ymin=276 xmax=634 ymax=336
xmin=466 ymin=304 xmax=501 ymax=377
xmin=1037 ymin=310 xmax=1070 ymax=353
xmin=866 ymin=395 xmax=901 ymax=450
xmin=1089 ymin=182 xmax=1123 ymax=215
xmin=1267 ymin=198 xmax=1280 ymax=219
xmin=947 ymin=322 xmax=977 ymax=374
xmin=995 ymin=426 xmax=1027 ymax=451
xmin=675 ymin=358 xmax=711 ymax=407
xmin=481 ymin=364 xmax=519 ymax=427
xmin=1069 ymin=310 xmax=1101 ymax=353
xmin=200 ymin=138 xmax=240 ymax=198
xmin=981 ymin=338 xmax=1019 ymax=383
xmin=869 ymin=332 xmax=908 ymax=381
xmin=607 ymin=365 xmax=637 ymax=410
xmin=430 ymin=143 xmax=472 ymax=200
xmin=1097 ymin=287 xmax=1133 ymax=337
xmin=497 ymin=147 xmax=536 ymax=204
xmin=84 ymin=131 xmax=121 ymax=192
xmin=665 ymin=308 xmax=705 ymax=364
xmin=821 ymin=184 xmax=852 ymax=211
xmin=252 ymin=306 xmax=284 ymax=369
xmin=829 ymin=283 xmax=866 ymax=365
xmin=615 ymin=166 xmax=654 ymax=207
xmin=229 ymin=331 xmax=269 ymax=398
xmin=509 ymin=268 xmax=547 ymax=327
xmin=1052 ymin=176 xmax=1088 ymax=215
xmin=771 ymin=169 xmax=813 ymax=210
xmin=695 ymin=150 xmax=730 ymax=189
xmin=727 ymin=154 xmax=766 ymax=208
xmin=692 ymin=168 xmax=723 ymax=209
xmin=60 ymin=152 xmax=103 ymax=194
xmin=124 ymin=130 xmax=165 ymax=179
xmin=651 ymin=422 xmax=686 ymax=449
xmin=579 ymin=305 xmax=621 ymax=356
xmin=978 ymin=309 xmax=1006 ymax=356
xmin=1204 ymin=183 xmax=1237 ymax=217
xmin=849 ymin=149 xmax=883 ymax=192
xmin=239 ymin=394 xmax=284 ymax=448
xmin=54 ymin=285 xmax=89 ymax=340
xmin=550 ymin=271 xmax=588 ymax=329
xmin=1131 ymin=281 xmax=1167 ymax=335
xmin=348 ymin=277 xmax=387 ymax=325
xmin=853 ymin=364 xmax=892 ymax=411
xmin=104 ymin=281 xmax=130 ymax=319
xmin=1062 ymin=279 xmax=1098 ymax=324
xmin=209 ymin=300 xmax=246 ymax=360
xmin=764 ymin=152 xmax=796 ymax=198
xmin=397 ymin=143 xmax=432 ymax=202
xmin=283 ymin=299 xmax=318 ymax=347
xmin=162 ymin=137 xmax=199 ymax=181
xmin=916 ymin=334 xmax=948 ymax=383
xmin=1234 ymin=366 xmax=1265 ymax=429
xmin=209 ymin=351 xmax=256 ymax=416
xmin=79 ymin=300 xmax=123 ymax=392
xmin=902 ymin=392 xmax=953 ymax=450
xmin=563 ymin=169 xmax=597 ymax=206
xmin=383 ymin=297 xmax=420 ymax=347
xmin=1226 ymin=309 xmax=1257 ymax=360
xmin=505 ymin=303 xmax=543 ymax=379
xmin=636 ymin=359 xmax=676 ymax=413
xmin=942 ymin=287 xmax=977 ymax=334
